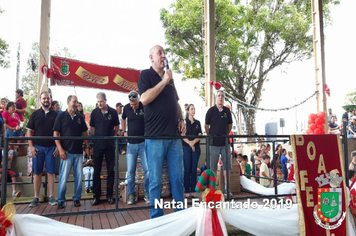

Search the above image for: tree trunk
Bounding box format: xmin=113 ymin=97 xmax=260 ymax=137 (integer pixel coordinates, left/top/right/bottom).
xmin=242 ymin=108 xmax=257 ymax=138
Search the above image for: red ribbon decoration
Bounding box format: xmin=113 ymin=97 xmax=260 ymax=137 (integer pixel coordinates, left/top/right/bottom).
xmin=209 ymin=81 xmax=222 ymax=90
xmin=324 ymin=84 xmax=330 ymax=97
xmin=40 ymin=64 xmax=53 ymax=78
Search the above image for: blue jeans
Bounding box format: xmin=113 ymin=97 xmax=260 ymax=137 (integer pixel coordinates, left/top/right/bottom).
xmin=58 ymin=152 xmax=83 ymax=202
xmin=282 ymin=167 xmax=288 ymax=181
xmin=126 ymin=142 xmax=149 ymax=197
xmin=83 ymin=166 xmax=94 ymax=189
xmin=183 ymin=145 xmax=200 ymax=193
xmin=145 ymin=139 xmax=184 ymax=218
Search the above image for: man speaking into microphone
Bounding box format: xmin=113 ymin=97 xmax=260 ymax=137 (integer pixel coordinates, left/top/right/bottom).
xmin=138 ymin=45 xmax=186 ymax=218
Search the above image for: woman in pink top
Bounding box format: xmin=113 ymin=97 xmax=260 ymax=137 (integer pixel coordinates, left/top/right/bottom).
xmin=2 ymin=102 xmax=25 ymax=137
xmin=0 ymin=98 xmax=7 ymax=114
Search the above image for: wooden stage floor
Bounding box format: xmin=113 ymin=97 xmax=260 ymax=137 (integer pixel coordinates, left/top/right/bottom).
xmin=12 ymin=191 xmax=258 ymax=230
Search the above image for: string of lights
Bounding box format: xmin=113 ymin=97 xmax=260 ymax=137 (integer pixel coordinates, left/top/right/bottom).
xmin=225 ymin=91 xmax=319 ymax=112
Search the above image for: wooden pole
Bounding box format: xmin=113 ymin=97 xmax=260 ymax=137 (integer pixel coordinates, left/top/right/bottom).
xmin=311 ymin=0 xmax=328 ymax=131
xmin=204 ymin=0 xmax=215 ymax=108
xmin=37 ymin=0 xmax=51 ymax=107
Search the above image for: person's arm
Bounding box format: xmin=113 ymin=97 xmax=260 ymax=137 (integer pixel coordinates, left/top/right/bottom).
xmin=350 ymin=162 xmax=354 ymax=171
xmin=205 ymin=124 xmax=210 ymax=136
xmin=177 ymin=103 xmax=186 ymax=136
xmin=140 ymin=70 xmax=173 ymax=106
xmin=90 ymin=127 xmax=95 ymax=136
xmin=121 ymin=119 xmax=126 ymax=134
xmin=114 ymin=125 xmax=120 ymax=137
xmin=82 ymin=131 xmax=90 ymax=157
xmin=26 ymin=129 xmax=38 ymax=157
xmin=228 ymin=124 xmax=232 ymax=133
xmin=53 ymin=131 xmax=66 ymax=160
xmin=15 ymin=107 xmax=26 ymax=114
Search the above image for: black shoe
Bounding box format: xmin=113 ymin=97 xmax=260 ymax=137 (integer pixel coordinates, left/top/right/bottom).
xmin=89 ymin=187 xmax=93 ymax=193
xmin=74 ymin=200 xmax=81 ymax=207
xmin=58 ymin=201 xmax=65 ymax=209
xmin=91 ymin=199 xmax=100 ymax=206
xmin=85 ymin=188 xmax=90 ymax=194
xmin=107 ymin=197 xmax=115 ymax=204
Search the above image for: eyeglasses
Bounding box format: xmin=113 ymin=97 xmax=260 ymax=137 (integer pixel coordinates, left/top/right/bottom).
xmin=129 ymin=95 xmax=137 ymax=99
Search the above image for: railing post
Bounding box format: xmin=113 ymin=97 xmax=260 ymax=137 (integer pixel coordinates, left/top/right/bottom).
xmin=272 ymin=141 xmax=277 ymax=195
xmin=1 ymin=138 xmax=9 ymax=207
xmin=115 ymin=138 xmax=119 ymax=209
xmin=343 ymin=121 xmax=349 ymax=187
xmin=225 ymin=136 xmax=230 ymax=200
xmin=206 ymin=136 xmax=210 ymax=170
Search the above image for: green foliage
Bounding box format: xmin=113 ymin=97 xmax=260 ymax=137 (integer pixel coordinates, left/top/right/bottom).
xmin=0 ymin=37 xmax=10 ymax=69
xmin=345 ymin=91 xmax=356 ymax=105
xmin=22 ymin=95 xmax=37 ymax=133
xmin=0 ymin=8 xmax=10 ymax=68
xmin=161 ymin=0 xmax=338 ymax=134
xmin=83 ymin=104 xmax=95 ymax=114
xmin=21 ymin=42 xmax=76 ymax=98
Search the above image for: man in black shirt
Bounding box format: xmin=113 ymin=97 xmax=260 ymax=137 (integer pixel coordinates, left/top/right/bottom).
xmin=53 ymin=95 xmax=89 ymax=209
xmin=121 ymin=90 xmax=149 ymax=205
xmin=90 ymin=92 xmax=120 ymax=205
xmin=205 ymin=90 xmax=233 ymax=196
xmin=27 ymin=91 xmax=58 ymax=207
xmin=138 ymin=45 xmax=186 ymax=218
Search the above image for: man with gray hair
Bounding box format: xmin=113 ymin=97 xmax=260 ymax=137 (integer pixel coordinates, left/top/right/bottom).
xmin=90 ymin=92 xmax=120 ymax=205
xmin=205 ymin=90 xmax=233 ymax=197
xmin=121 ymin=90 xmax=149 ymax=204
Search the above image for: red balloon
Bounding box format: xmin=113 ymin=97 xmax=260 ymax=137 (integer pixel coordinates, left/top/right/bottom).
xmin=309 ymin=113 xmax=317 ymax=121
xmin=309 ymin=124 xmax=317 ymax=131
xmin=308 ymin=119 xmax=314 ymax=124
xmin=314 ymin=128 xmax=322 ymax=134
xmin=317 ymin=112 xmax=326 ymax=118
xmin=315 ymin=117 xmax=321 ymax=124
xmin=306 ymin=129 xmax=313 ymax=134
xmin=320 ymin=129 xmax=325 ymax=134
xmin=320 ymin=117 xmax=325 ymax=124
xmin=317 ymin=124 xmax=324 ymax=130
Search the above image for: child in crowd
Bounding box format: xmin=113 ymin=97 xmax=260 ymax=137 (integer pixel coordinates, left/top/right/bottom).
xmin=260 ymin=155 xmax=271 ymax=188
xmin=287 ymin=151 xmax=295 ymax=181
xmin=242 ymin=155 xmax=251 ymax=179
xmin=236 ymin=153 xmax=245 ymax=174
xmin=280 ymin=149 xmax=288 ymax=181
xmin=82 ymin=145 xmax=94 ymax=194
xmin=0 ymin=141 xmax=21 ymax=198
xmin=275 ymin=164 xmax=283 ymax=185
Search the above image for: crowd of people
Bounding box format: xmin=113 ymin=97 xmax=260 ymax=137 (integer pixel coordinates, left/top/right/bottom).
xmin=2 ymin=45 xmax=355 ymax=221
xmin=328 ymin=107 xmax=356 ymax=138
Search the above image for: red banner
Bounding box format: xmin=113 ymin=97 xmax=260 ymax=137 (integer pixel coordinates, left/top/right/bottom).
xmin=291 ymin=135 xmax=348 ymax=235
xmin=50 ymin=56 xmax=141 ymax=93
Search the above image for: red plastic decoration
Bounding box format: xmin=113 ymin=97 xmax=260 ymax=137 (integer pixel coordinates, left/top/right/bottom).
xmin=209 ymin=81 xmax=222 ymax=90
xmin=324 ymin=84 xmax=331 ymax=97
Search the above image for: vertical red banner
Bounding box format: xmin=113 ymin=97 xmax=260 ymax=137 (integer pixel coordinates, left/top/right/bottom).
xmin=291 ymin=135 xmax=348 ymax=235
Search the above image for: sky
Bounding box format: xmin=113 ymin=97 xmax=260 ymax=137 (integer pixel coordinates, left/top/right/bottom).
xmin=0 ymin=0 xmax=355 ymax=134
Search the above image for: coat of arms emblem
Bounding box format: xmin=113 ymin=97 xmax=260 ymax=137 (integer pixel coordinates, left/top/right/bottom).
xmin=59 ymin=60 xmax=70 ymax=77
xmin=313 ymin=172 xmax=346 ymax=229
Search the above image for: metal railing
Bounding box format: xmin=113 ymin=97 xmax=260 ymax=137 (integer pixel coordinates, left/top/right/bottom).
xmin=0 ymin=133 xmax=347 ymax=217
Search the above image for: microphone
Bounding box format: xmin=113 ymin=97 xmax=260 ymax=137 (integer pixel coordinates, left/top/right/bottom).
xmin=164 ymin=59 xmax=169 ymax=70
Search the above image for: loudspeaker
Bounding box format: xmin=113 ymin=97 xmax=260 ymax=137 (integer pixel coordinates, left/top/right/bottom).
xmin=280 ymin=118 xmax=285 ymax=128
